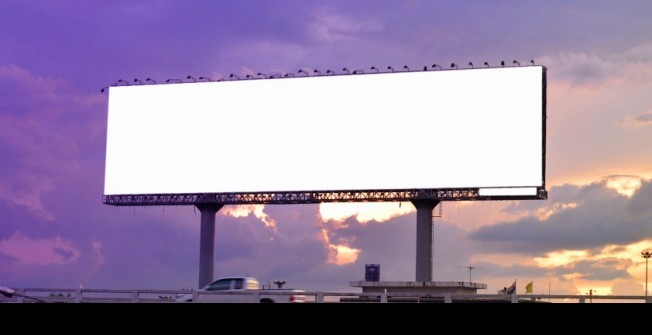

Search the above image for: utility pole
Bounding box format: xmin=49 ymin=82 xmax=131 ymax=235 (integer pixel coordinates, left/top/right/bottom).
xmin=642 ymin=250 xmax=651 ymax=297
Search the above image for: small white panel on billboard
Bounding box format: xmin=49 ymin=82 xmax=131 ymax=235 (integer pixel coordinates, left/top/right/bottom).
xmin=105 ymin=67 xmax=544 ymax=196
xmin=479 ymin=187 xmax=539 ymax=196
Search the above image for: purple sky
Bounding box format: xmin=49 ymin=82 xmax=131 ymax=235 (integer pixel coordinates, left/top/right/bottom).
xmin=1 ymin=1 xmax=652 ymax=294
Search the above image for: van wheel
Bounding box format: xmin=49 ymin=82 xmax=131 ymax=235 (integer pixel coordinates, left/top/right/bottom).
xmin=260 ymin=298 xmax=274 ymax=303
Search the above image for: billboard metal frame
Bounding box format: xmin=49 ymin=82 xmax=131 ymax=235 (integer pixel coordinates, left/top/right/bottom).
xmin=103 ymin=66 xmax=547 ymax=207
xmin=103 ymin=186 xmax=547 ymax=206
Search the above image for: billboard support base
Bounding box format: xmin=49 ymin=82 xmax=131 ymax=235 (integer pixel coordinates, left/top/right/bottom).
xmin=197 ymin=204 xmax=223 ymax=288
xmin=412 ymin=200 xmax=440 ymax=282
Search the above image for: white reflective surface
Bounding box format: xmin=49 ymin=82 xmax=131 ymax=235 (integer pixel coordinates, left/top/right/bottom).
xmin=105 ymin=67 xmax=544 ymax=195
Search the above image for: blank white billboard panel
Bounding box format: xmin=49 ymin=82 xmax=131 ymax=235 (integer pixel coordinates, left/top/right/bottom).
xmin=105 ymin=66 xmax=544 ymax=196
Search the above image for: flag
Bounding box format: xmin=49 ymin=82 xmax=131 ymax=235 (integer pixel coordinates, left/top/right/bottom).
xmin=525 ymin=281 xmax=533 ymax=294
xmin=506 ymin=280 xmax=517 ymax=295
xmin=499 ymin=280 xmax=517 ymax=294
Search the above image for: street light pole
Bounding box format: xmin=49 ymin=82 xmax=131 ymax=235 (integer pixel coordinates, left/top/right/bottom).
xmin=587 ymin=289 xmax=596 ymax=304
xmin=642 ymin=250 xmax=652 ymax=297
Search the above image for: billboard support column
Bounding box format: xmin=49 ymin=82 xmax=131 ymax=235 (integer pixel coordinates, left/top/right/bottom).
xmin=197 ymin=204 xmax=224 ymax=288
xmin=411 ymin=200 xmax=440 ymax=282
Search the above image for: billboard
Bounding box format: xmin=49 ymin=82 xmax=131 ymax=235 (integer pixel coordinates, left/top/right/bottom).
xmin=104 ymin=66 xmax=546 ymax=205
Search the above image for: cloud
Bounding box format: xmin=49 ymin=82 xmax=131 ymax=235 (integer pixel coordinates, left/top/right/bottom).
xmin=471 ymin=180 xmax=652 ymax=254
xmin=221 ymin=205 xmax=277 ymax=230
xmin=621 ymin=110 xmax=652 ymax=129
xmin=91 ymin=241 xmax=105 ymax=268
xmin=0 ymin=231 xmax=80 ymax=265
xmin=544 ymin=52 xmax=614 ymax=86
xmin=503 ymin=176 xmax=642 ymax=221
xmin=318 ymin=228 xmax=360 ymax=266
xmin=470 ymin=237 xmax=649 ymax=293
xmin=310 ymin=8 xmax=383 ymax=42
xmin=604 ymin=175 xmax=643 ymax=196
xmin=207 ymin=205 xmax=360 ymax=289
xmin=533 ymin=250 xmax=590 ymax=268
xmin=0 ymin=64 xmax=105 ymax=220
xmin=319 ymin=202 xmax=415 ymax=225
xmin=218 ymin=40 xmax=309 ymax=75
xmin=470 ymin=262 xmax=551 ymax=282
xmin=0 ymin=230 xmax=107 ymax=288
xmin=620 ymin=43 xmax=652 ymax=63
xmin=553 ymin=259 xmax=631 ymax=281
xmin=611 ymin=279 xmax=645 ymax=296
xmin=539 ymin=43 xmax=652 ymax=89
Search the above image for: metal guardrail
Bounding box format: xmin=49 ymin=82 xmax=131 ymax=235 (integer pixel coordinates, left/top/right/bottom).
xmin=1 ymin=288 xmax=650 ymax=303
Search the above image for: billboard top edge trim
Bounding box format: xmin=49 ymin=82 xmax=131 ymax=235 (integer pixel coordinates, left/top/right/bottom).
xmin=107 ymin=65 xmax=546 ymax=90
